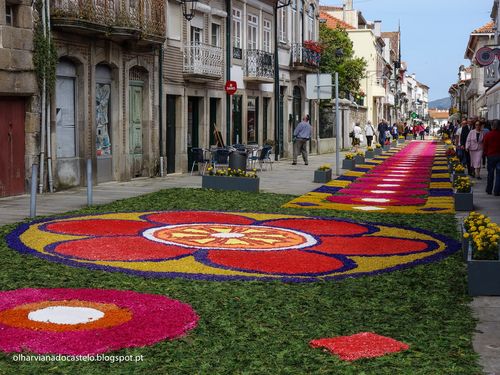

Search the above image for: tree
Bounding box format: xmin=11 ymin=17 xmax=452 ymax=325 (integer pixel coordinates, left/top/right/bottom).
xmin=319 ymin=24 xmax=366 ymax=98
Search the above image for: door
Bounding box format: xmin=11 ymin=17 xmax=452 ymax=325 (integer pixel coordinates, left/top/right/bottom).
xmin=96 ymin=65 xmax=113 ymax=183
xmin=263 ymin=97 xmax=269 ymax=141
xmin=247 ymin=97 xmax=258 ymax=144
xmin=187 ymin=97 xmax=199 ymax=171
xmin=232 ymin=95 xmax=242 ymax=144
xmin=279 ymin=87 xmax=285 ymax=157
xmin=292 ymin=86 xmax=302 ymax=127
xmin=129 ymin=84 xmax=143 ymax=177
xmin=0 ymin=98 xmax=25 ymax=197
xmin=166 ymin=95 xmax=176 ymax=174
xmin=209 ymin=98 xmax=217 ymax=146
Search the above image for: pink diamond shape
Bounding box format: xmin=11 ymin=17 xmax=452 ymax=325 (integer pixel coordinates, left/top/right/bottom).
xmin=310 ymin=332 xmax=409 ymax=361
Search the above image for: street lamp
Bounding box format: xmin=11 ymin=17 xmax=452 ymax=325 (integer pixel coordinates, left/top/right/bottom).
xmin=181 ymin=0 xmax=198 ymax=21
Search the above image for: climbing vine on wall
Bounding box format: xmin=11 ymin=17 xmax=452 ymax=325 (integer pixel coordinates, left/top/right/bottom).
xmin=33 ymin=0 xmax=57 ymax=95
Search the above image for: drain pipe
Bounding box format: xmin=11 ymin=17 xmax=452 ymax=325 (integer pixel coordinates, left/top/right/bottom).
xmin=38 ymin=0 xmax=47 ymax=194
xmin=159 ymin=45 xmax=164 ymax=176
xmin=225 ymin=0 xmax=231 ymax=145
xmin=45 ymin=0 xmax=54 ymax=192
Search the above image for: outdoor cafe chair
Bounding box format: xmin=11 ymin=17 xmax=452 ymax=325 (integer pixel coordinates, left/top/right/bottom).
xmin=212 ymin=148 xmax=230 ymax=171
xmin=190 ymin=148 xmax=211 ymax=175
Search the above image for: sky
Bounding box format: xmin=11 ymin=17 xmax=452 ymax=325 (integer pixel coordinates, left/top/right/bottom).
xmin=321 ymin=0 xmax=494 ymax=101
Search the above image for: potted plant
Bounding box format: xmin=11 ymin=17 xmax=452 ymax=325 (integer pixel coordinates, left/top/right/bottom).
xmin=354 ymin=151 xmax=365 ymax=164
xmin=342 ymin=153 xmax=356 ymax=170
xmin=383 ymin=140 xmax=391 ymax=151
xmin=202 ymin=167 xmax=259 ymax=192
xmin=445 ymin=146 xmax=456 ymax=159
xmin=398 ymin=135 xmax=405 ymax=144
xmin=462 ymin=211 xmax=483 ymax=260
xmin=314 ymin=164 xmax=332 ymax=183
xmin=374 ymin=143 xmax=382 ymax=155
xmin=465 ymin=219 xmax=500 ymax=296
xmin=451 ymin=163 xmax=466 ymax=183
xmin=453 ymin=176 xmax=473 ymax=211
xmin=365 ymin=146 xmax=375 ymax=158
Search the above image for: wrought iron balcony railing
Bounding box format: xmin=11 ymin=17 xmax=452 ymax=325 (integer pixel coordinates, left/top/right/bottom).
xmin=291 ymin=43 xmax=320 ymax=68
xmin=484 ymin=60 xmax=500 ymax=87
xmin=50 ymin=0 xmax=165 ymax=41
xmin=183 ymin=43 xmax=223 ymax=79
xmin=244 ymin=49 xmax=274 ymax=81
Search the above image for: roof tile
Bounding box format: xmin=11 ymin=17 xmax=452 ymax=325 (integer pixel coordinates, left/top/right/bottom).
xmin=319 ymin=11 xmax=355 ymax=30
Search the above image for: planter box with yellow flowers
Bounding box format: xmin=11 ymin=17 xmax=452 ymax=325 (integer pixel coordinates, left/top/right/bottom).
xmin=453 ymin=176 xmax=473 ymax=211
xmin=451 ymin=163 xmax=466 ymax=183
xmin=365 ymin=147 xmax=375 ymax=158
xmin=374 ymin=144 xmax=383 ymax=156
xmin=398 ymin=136 xmax=405 ymax=144
xmin=202 ymin=168 xmax=259 ymax=192
xmin=314 ymin=164 xmax=332 ymax=183
xmin=463 ymin=213 xmax=500 ymax=296
xmin=354 ymin=152 xmax=365 ymax=164
xmin=342 ymin=153 xmax=356 ymax=170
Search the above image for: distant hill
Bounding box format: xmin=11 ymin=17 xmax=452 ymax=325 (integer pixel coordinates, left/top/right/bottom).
xmin=429 ymin=97 xmax=451 ymax=110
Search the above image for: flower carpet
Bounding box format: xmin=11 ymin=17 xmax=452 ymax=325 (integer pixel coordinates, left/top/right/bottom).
xmin=0 ymin=288 xmax=198 ymax=355
xmin=7 ymin=210 xmax=459 ymax=282
xmin=283 ymin=141 xmax=454 ymax=214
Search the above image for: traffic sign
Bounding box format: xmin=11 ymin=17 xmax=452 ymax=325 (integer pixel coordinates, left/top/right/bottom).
xmin=225 ymin=80 xmax=237 ymax=95
xmin=306 ymin=74 xmax=332 ymax=100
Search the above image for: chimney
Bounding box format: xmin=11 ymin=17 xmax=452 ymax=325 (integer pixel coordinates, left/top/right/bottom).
xmin=344 ymin=0 xmax=353 ymax=10
xmin=373 ymin=20 xmax=382 ymax=37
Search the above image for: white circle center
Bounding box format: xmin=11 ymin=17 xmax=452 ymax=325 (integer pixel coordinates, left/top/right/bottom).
xmin=211 ymin=232 xmax=245 ymax=238
xmin=28 ymin=306 xmax=105 ymax=325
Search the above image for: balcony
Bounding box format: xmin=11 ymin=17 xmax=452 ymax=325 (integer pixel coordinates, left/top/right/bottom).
xmin=183 ymin=43 xmax=224 ymax=81
xmin=291 ymin=43 xmax=320 ymax=70
xmin=244 ymin=50 xmax=274 ymax=82
xmin=50 ymin=0 xmax=165 ymax=46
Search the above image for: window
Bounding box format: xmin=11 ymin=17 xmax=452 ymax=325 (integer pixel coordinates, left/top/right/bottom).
xmin=5 ymin=4 xmax=13 ymax=26
xmin=263 ymin=20 xmax=271 ymax=52
xmin=247 ymin=14 xmax=258 ymax=50
xmin=191 ymin=26 xmax=202 ymax=44
xmin=211 ymin=23 xmax=221 ymax=47
xmin=291 ymin=0 xmax=296 ymax=44
xmin=232 ymin=9 xmax=242 ymax=48
xmin=278 ymin=8 xmax=287 ymax=43
xmin=307 ymin=5 xmax=315 ymax=40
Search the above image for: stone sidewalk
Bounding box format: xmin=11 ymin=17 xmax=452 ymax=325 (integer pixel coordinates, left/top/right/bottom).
xmin=0 ymin=146 xmax=499 ymax=373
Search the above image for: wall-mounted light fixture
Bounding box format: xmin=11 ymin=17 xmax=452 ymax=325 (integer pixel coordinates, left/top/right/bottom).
xmin=181 ymin=0 xmax=198 ymax=21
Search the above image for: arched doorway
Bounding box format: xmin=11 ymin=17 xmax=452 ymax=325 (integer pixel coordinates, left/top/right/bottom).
xmin=129 ymin=66 xmax=147 ymax=177
xmin=95 ymin=64 xmax=113 ymax=183
xmin=55 ymin=59 xmax=79 ymax=187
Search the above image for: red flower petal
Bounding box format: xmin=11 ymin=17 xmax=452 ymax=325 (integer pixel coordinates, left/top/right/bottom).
xmin=266 ymin=219 xmax=370 ymax=236
xmin=146 ymin=211 xmax=255 ymax=225
xmin=205 ymin=250 xmax=344 ymax=275
xmin=45 ymin=219 xmax=152 ymax=236
xmin=312 ymin=236 xmax=430 ymax=255
xmin=53 ymin=237 xmax=194 ymax=261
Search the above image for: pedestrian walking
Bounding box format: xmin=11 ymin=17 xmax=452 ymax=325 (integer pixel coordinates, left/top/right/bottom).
xmin=378 ymin=119 xmax=388 ymax=145
xmin=292 ymin=115 xmax=312 ymax=165
xmin=460 ymin=120 xmax=473 ymax=176
xmin=465 ymin=120 xmax=486 ymax=179
xmin=365 ymin=120 xmax=375 ymax=147
xmin=351 ymin=122 xmax=362 ymax=152
xmin=483 ymin=119 xmax=500 ymax=195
